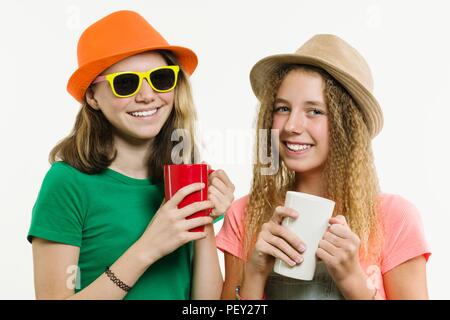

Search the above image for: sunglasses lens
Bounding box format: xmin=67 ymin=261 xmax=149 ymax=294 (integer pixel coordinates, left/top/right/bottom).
xmin=113 ymin=73 xmax=140 ymax=96
xmin=150 ymin=68 xmax=176 ymax=91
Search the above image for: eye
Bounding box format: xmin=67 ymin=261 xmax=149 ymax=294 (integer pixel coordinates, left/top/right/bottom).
xmin=274 ymin=105 xmax=290 ymax=113
xmin=308 ymin=108 xmax=325 ymax=116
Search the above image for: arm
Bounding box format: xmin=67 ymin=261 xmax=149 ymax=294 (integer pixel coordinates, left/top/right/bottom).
xmin=32 ymin=237 xmax=156 ymax=300
xmin=334 ymin=255 xmax=428 ymax=300
xmin=32 ymin=183 xmax=213 ymax=300
xmin=191 ymin=224 xmax=223 ymax=299
xmin=191 ymin=169 xmax=234 ymax=299
xmin=383 ymin=255 xmax=428 ymax=299
xmin=221 ymin=252 xmax=268 ymax=300
xmin=221 ymin=253 xmax=243 ymax=299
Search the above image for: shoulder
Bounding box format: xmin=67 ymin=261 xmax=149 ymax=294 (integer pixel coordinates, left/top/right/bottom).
xmin=220 ymin=194 xmax=250 ymax=233
xmin=376 ymin=194 xmax=430 ymax=273
xmin=378 ymin=194 xmax=422 ymax=232
xmin=45 ymin=161 xmax=82 ymax=179
xmin=377 ymin=193 xmax=422 ymax=223
xmin=39 ymin=161 xmax=88 ymax=194
xmin=228 ymin=194 xmax=250 ymax=219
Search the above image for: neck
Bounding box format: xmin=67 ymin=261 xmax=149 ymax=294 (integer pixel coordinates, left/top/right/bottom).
xmin=109 ymin=132 xmax=153 ymax=179
xmin=293 ymin=169 xmax=326 ymax=198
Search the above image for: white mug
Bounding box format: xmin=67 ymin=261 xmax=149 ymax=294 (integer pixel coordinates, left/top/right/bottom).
xmin=273 ymin=191 xmax=335 ymax=281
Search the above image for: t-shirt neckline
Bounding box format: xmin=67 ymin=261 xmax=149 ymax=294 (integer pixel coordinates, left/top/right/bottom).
xmin=102 ymin=167 xmax=158 ymax=186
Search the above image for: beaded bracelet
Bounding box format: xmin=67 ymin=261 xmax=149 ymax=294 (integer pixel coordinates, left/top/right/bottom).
xmin=105 ymin=266 xmax=132 ymax=292
xmin=235 ymin=285 xmax=266 ymax=300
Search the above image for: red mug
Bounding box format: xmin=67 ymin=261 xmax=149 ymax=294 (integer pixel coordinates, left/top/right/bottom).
xmin=163 ymin=164 xmax=214 ymax=232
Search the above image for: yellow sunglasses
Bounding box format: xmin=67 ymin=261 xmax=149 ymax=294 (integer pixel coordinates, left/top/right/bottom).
xmin=92 ymin=65 xmax=180 ymax=98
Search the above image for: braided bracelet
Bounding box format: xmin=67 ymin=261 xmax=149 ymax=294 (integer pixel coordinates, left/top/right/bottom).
xmin=105 ymin=266 xmax=132 ymax=292
xmin=235 ymin=285 xmax=266 ymax=300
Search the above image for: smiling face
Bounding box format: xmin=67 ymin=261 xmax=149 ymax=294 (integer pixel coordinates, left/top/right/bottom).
xmin=272 ymin=69 xmax=330 ymax=175
xmin=86 ymin=51 xmax=175 ymax=143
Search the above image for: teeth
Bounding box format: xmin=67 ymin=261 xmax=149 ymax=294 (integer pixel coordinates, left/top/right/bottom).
xmin=286 ymin=143 xmax=312 ymax=152
xmin=129 ymin=109 xmax=158 ymax=117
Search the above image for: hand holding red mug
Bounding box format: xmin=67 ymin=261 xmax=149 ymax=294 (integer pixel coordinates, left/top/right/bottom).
xmin=141 ymin=183 xmax=215 ymax=262
xmin=164 ymin=163 xmax=235 ymax=231
xmin=207 ymin=169 xmax=235 ymax=218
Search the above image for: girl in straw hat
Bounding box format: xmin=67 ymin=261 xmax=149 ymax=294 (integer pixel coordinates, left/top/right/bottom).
xmin=28 ymin=10 xmax=234 ymax=299
xmin=217 ymin=34 xmax=430 ymax=300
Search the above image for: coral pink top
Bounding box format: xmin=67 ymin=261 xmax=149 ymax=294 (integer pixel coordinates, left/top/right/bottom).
xmin=216 ymin=193 xmax=431 ymax=299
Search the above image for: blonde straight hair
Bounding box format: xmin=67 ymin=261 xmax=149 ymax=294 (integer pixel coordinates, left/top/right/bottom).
xmin=49 ymin=50 xmax=199 ymax=182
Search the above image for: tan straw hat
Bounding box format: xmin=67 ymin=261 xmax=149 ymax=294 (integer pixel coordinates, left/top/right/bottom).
xmin=250 ymin=34 xmax=383 ymax=138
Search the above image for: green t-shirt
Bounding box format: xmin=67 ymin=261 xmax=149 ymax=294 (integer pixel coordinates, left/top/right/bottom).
xmin=27 ymin=161 xmax=193 ymax=300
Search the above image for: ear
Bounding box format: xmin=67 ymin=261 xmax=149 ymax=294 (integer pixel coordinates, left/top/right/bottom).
xmin=85 ymin=87 xmax=100 ymax=110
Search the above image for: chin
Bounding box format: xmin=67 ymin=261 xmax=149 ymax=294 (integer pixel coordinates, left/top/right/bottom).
xmin=282 ymin=157 xmax=325 ymax=175
xmin=122 ymin=127 xmax=162 ymax=142
xmin=133 ymin=130 xmax=161 ymax=140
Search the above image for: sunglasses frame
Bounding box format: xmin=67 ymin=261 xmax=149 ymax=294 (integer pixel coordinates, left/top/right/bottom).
xmin=92 ymin=65 xmax=180 ymax=98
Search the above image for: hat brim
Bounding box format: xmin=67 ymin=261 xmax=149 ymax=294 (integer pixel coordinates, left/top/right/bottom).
xmin=250 ymin=54 xmax=383 ymax=138
xmin=67 ymin=45 xmax=197 ymax=103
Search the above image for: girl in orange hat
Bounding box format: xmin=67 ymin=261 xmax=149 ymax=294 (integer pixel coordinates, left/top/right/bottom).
xmin=28 ymin=10 xmax=234 ymax=300
xmin=216 ymin=34 xmax=430 ymax=300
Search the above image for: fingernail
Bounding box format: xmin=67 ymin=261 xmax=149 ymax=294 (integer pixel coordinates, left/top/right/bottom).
xmin=299 ymin=244 xmax=306 ymax=252
xmin=289 ymin=260 xmax=296 ymax=267
xmin=295 ymin=256 xmax=304 ymax=264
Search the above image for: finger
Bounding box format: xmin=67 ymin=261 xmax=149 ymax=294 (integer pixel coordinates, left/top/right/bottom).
xmin=329 ymin=215 xmax=347 ymax=226
xmin=328 ymin=223 xmax=351 ymax=239
xmin=316 ymin=247 xmax=335 ymax=266
xmin=182 ymin=215 xmax=214 ymax=231
xmin=209 ymin=186 xmax=232 ymax=211
xmin=272 ymin=206 xmax=299 ymax=224
xmin=208 ymin=178 xmax=234 ymax=201
xmin=258 ymin=240 xmax=298 ymax=267
xmin=262 ymin=231 xmax=304 ymax=264
xmin=209 ymin=185 xmax=227 ymax=200
xmin=318 ymin=239 xmax=340 ymax=256
xmin=323 ymin=231 xmax=345 ymax=248
xmin=210 ymin=169 xmax=234 ymax=190
xmin=178 ymin=200 xmax=215 ymax=219
xmin=208 ymin=193 xmax=227 ymax=217
xmin=167 ymin=183 xmax=206 ymax=208
xmin=270 ymin=223 xmax=306 ymax=253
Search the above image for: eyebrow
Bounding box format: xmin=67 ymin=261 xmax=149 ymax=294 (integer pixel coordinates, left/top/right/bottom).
xmin=274 ymin=97 xmax=326 ymax=108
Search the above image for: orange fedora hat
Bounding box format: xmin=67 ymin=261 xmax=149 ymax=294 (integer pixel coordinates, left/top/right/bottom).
xmin=67 ymin=10 xmax=198 ymax=103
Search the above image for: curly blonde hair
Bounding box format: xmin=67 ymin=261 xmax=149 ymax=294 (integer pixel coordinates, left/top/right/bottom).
xmin=244 ymin=65 xmax=383 ymax=263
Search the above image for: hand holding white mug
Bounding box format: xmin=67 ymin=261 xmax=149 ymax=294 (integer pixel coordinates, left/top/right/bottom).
xmin=316 ymin=215 xmax=363 ymax=283
xmin=250 ymin=206 xmax=307 ymax=279
xmin=273 ymin=191 xmax=335 ymax=280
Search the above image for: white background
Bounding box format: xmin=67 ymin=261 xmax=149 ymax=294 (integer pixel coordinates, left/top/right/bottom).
xmin=1 ymin=0 xmax=449 ymax=299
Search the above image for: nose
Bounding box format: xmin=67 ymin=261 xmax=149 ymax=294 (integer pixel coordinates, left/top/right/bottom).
xmin=284 ymin=109 xmax=306 ymax=134
xmin=135 ymin=78 xmax=157 ymax=103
